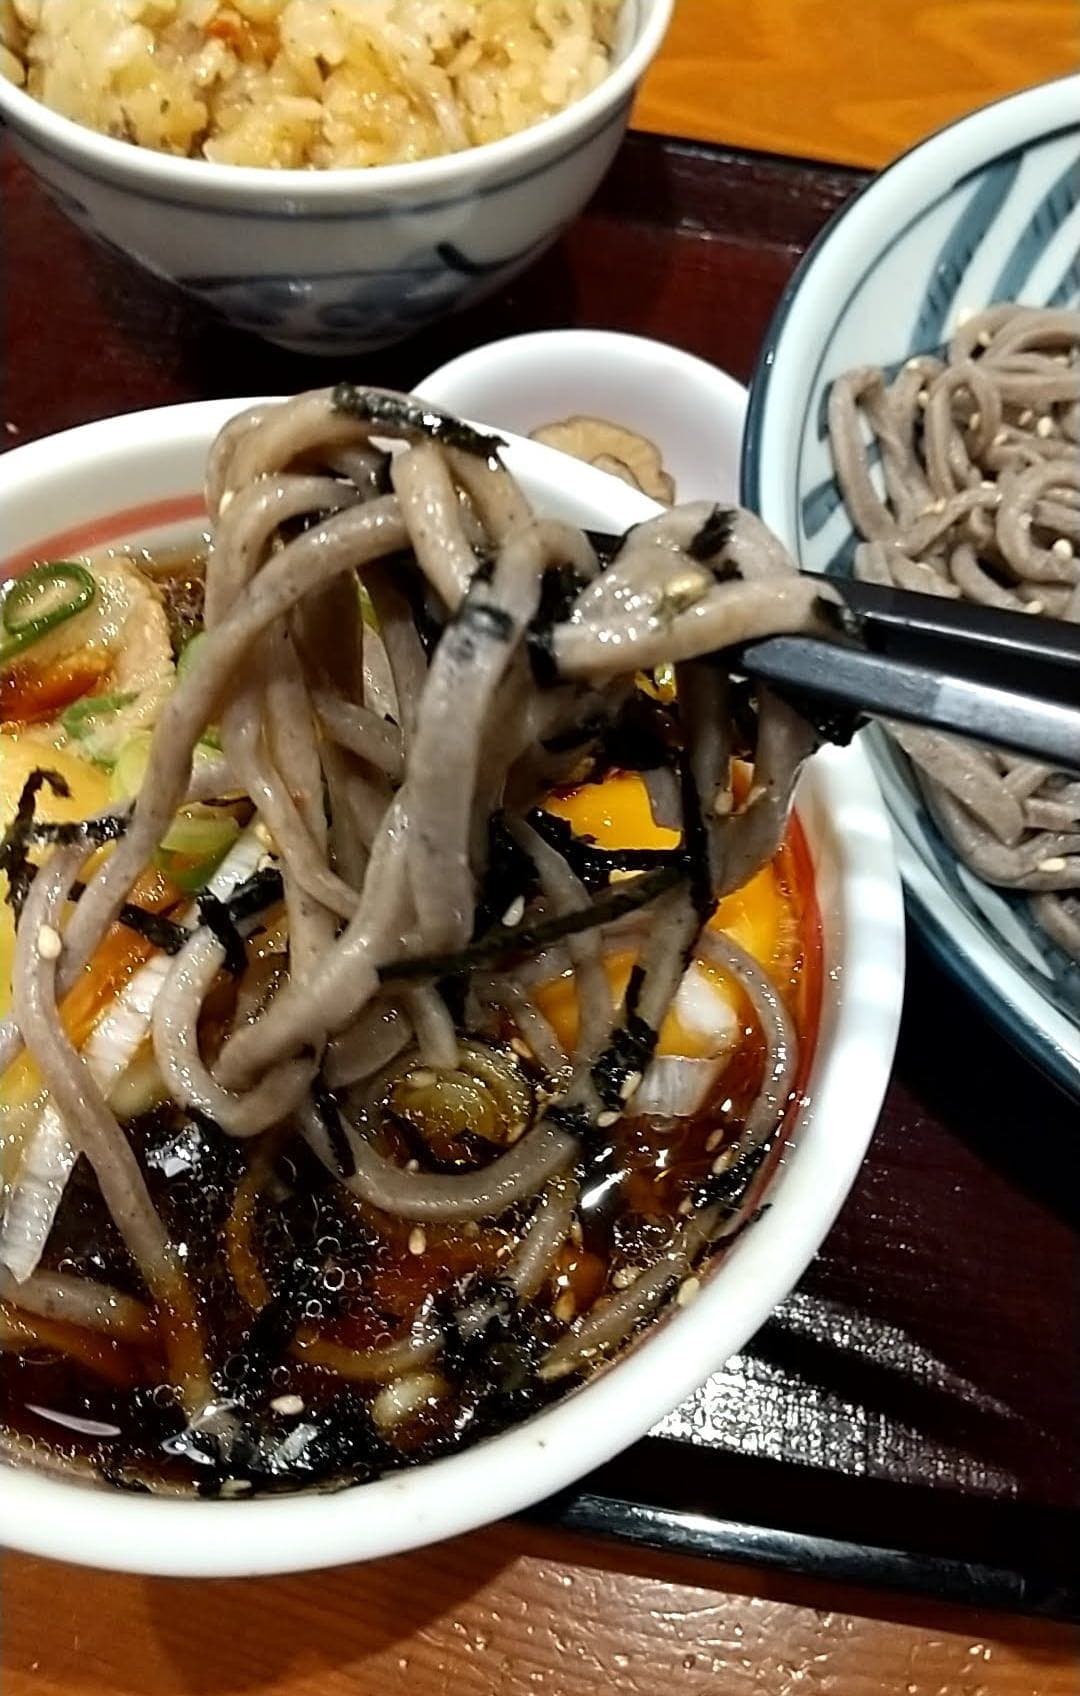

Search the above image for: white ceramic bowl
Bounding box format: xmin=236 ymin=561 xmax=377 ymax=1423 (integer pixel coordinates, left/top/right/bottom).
xmin=0 ymin=398 xmax=904 ymax=1576
xmin=417 ymin=329 xmax=748 ymax=503
xmin=742 ymin=74 xmax=1080 ymax=1097
xmin=0 ymin=1 xmax=671 ymax=357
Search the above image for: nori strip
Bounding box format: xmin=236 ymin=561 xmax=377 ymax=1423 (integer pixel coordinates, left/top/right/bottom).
xmin=677 ymin=748 xmax=715 ymax=923
xmin=331 ymin=383 xmax=506 ymax=459
xmin=377 ymin=861 xmax=686 ymax=984
xmin=455 ymin=600 xmax=515 ymax=643
xmin=197 ymin=892 xmax=247 ymax=978
xmin=311 ymin=1078 xmax=356 ymax=1177
xmin=0 ymin=768 xmax=70 ymax=921
xmin=473 ymin=812 xmax=540 ymax=938
xmin=526 ymin=562 xmax=591 ymax=686
xmin=590 ymin=1012 xmax=658 ymax=1112
xmin=525 ymin=807 xmax=683 ymax=893
xmin=30 ymin=814 xmax=128 ymax=849
xmin=687 ymin=505 xmax=737 ymax=564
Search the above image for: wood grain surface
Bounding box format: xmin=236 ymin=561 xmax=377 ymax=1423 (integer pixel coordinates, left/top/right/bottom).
xmin=2 ymin=80 xmax=1079 ymax=1696
xmin=635 ymin=0 xmax=1079 ymax=167
xmin=3 ymin=1525 xmax=1079 ymax=1696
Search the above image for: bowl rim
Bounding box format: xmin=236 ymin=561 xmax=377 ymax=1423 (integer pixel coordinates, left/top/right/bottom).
xmin=740 ymin=71 xmax=1080 ymax=1097
xmin=0 ymin=0 xmax=673 ymax=202
xmin=0 ymin=397 xmax=905 ymax=1576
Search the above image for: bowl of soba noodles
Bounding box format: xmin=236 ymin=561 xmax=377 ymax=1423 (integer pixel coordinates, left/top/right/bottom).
xmin=0 ymin=388 xmax=903 ymax=1576
xmin=744 ymin=73 xmax=1080 ymax=1097
xmin=0 ymin=1 xmax=672 ymax=355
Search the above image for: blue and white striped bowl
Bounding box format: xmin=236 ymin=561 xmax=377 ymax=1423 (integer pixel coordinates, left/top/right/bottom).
xmin=743 ymin=75 xmax=1080 ymax=1096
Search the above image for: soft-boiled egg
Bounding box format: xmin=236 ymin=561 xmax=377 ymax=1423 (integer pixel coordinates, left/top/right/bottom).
xmin=537 ymin=768 xmax=798 ymax=1114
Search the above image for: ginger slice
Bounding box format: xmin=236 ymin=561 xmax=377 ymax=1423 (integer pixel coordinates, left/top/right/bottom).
xmin=530 ymin=416 xmax=676 ymax=503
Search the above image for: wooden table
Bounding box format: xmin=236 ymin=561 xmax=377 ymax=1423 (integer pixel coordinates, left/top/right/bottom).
xmin=635 ymin=0 xmax=1079 ymax=167
xmin=2 ymin=36 xmax=1079 ymax=1696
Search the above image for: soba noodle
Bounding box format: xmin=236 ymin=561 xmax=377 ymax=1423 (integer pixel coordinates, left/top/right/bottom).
xmin=0 ymin=385 xmax=832 ymax=1494
xmin=828 ymin=304 xmax=1080 ymax=961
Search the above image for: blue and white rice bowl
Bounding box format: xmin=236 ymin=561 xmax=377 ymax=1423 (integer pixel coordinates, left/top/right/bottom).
xmin=0 ymin=0 xmax=672 ymax=356
xmin=743 ymin=75 xmax=1080 ymax=1096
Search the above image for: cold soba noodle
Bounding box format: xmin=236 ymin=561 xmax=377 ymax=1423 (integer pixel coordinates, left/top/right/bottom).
xmin=829 ymin=303 xmax=1080 ymax=961
xmin=0 ymin=387 xmax=829 ymax=1494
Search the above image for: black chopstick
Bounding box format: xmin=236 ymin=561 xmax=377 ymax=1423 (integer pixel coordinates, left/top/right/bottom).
xmin=739 ymin=577 xmax=1080 ymax=771
xmin=582 ymin=529 xmax=1079 ymax=767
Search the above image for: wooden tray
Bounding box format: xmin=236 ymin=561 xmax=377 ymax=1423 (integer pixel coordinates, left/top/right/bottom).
xmin=3 ymin=130 xmax=1077 ymax=1619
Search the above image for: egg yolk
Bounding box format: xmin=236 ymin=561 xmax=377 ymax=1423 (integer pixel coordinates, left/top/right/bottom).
xmin=537 ymin=767 xmax=798 ymax=1059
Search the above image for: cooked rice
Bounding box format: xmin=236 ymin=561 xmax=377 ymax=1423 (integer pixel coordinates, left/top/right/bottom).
xmin=1 ymin=0 xmax=623 ymax=169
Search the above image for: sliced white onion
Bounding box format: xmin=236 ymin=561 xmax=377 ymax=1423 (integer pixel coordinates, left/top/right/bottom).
xmin=0 ymin=830 xmax=267 ymax=1282
xmin=634 ymin=1054 xmax=724 ymax=1118
xmin=370 ymin=1370 xmax=446 ymax=1433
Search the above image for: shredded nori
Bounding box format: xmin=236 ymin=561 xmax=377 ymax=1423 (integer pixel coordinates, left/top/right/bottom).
xmin=545 ymin=1100 xmax=595 ymax=1140
xmin=473 ymin=811 xmax=540 ymax=937
xmin=30 ymin=813 xmax=129 ymax=849
xmin=590 ymin=1012 xmax=659 ymax=1112
xmin=677 ymin=749 xmax=715 ymax=923
xmin=0 ymin=769 xmax=70 ymax=921
xmin=687 ymin=505 xmax=737 ymax=564
xmin=311 ymin=1077 xmax=356 ymax=1177
xmin=455 ymin=600 xmax=515 ymax=644
xmin=331 ymin=383 xmax=506 ymax=459
xmin=377 ymin=861 xmax=686 ymax=984
xmin=225 ymin=866 xmax=286 ymax=925
xmin=197 ymin=892 xmax=247 ymax=978
xmin=525 ymin=806 xmax=683 ymax=894
xmin=814 ymin=590 xmax=865 ymax=645
xmin=526 ymin=562 xmax=591 ymax=687
xmin=593 ymin=691 xmax=679 ymax=775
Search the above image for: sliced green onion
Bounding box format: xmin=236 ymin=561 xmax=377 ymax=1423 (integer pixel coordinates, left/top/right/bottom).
xmin=160 ymin=807 xmax=240 ymax=861
xmin=0 ymin=560 xmax=96 ymax=666
xmin=61 ymin=690 xmax=138 ymax=741
xmin=109 ymin=731 xmax=154 ymax=803
xmin=177 ymin=631 xmax=207 ymax=680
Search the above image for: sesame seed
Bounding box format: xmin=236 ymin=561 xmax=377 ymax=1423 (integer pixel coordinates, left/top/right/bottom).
xmin=510 ymin=1037 xmax=532 ymax=1059
xmin=1018 ymin=408 xmax=1034 ymax=427
xmin=1037 ymin=856 xmax=1067 ymax=873
xmin=218 ymin=488 xmax=236 ymax=513
xmin=553 ymin=1291 xmax=577 ymax=1323
xmin=967 ymin=410 xmax=981 ymax=432
xmin=405 ymin=1158 xmax=420 ymax=1173
xmin=407 ymin=1069 xmax=436 ymax=1089
xmin=1035 ymin=416 xmax=1055 ymax=438
xmin=1051 ymin=537 xmax=1074 ymax=560
xmin=270 ymin=1394 xmax=304 ymax=1417
xmin=538 ymin=1357 xmax=576 ymax=1382
xmin=570 ymin=1219 xmax=584 ymax=1247
xmin=1024 ymin=600 xmax=1044 ymax=615
xmin=929 ymin=498 xmax=947 ymax=515
xmin=4 ymin=421 xmax=18 ymax=436
xmin=501 ymin=895 xmax=526 ymax=927
xmin=676 ymin=1276 xmax=702 ymax=1308
xmin=956 ymin=306 xmax=976 ymax=327
xmin=704 ymin=1126 xmax=725 ymax=1152
xmin=596 ymin=1109 xmax=620 ymax=1128
xmin=976 ymin=329 xmax=992 ymax=348
xmin=619 ymin=1070 xmax=642 ymax=1102
xmin=36 ymin=925 xmax=62 ymax=960
xmin=219 ymin=1478 xmax=253 ymax=1498
xmin=992 ymin=429 xmax=1009 ymax=446
xmin=916 ymin=391 xmax=929 ymax=409
xmin=408 ymin=1227 xmax=427 ymax=1256
xmin=253 ymin=820 xmax=274 ymax=848
xmin=711 ymin=1150 xmax=737 ymax=1175
xmin=677 ymin=1196 xmax=693 ymax=1217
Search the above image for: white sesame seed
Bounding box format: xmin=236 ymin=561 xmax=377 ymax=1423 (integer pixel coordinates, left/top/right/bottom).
xmin=1051 ymin=537 xmax=1074 ymax=559
xmin=538 ymin=1357 xmax=576 ymax=1382
xmin=464 ymin=1220 xmax=481 ymax=1239
xmin=501 ymin=895 xmax=526 ymax=927
xmin=929 ymin=498 xmax=947 ymax=515
xmin=619 ymin=1070 xmax=642 ymax=1102
xmin=1035 ymin=416 xmax=1055 ymax=438
xmin=218 ymin=488 xmax=236 ymax=513
xmin=219 ymin=1478 xmax=253 ymax=1498
xmin=407 ymin=1069 xmax=436 ymax=1089
xmin=976 ymin=329 xmax=992 ymax=348
xmin=36 ymin=925 xmax=62 ymax=960
xmin=4 ymin=421 xmax=18 ymax=436
xmin=704 ymin=1126 xmax=725 ymax=1152
xmin=405 ymin=1158 xmax=420 ymax=1173
xmin=676 ymin=1276 xmax=701 ymax=1308
xmin=510 ymin=1036 xmax=532 ymax=1059
xmin=992 ymin=429 xmax=1009 ymax=446
xmin=916 ymin=391 xmax=929 ymax=409
xmin=408 ymin=1227 xmax=427 ymax=1256
xmin=253 ymin=820 xmax=274 ymax=848
xmin=967 ymin=410 xmax=981 ymax=432
xmin=1037 ymin=856 xmax=1067 ymax=873
xmin=596 ymin=1109 xmax=620 ymax=1128
xmin=553 ymin=1291 xmax=577 ymax=1323
xmin=956 ymin=306 xmax=976 ymax=327
xmin=677 ymin=1196 xmax=693 ymax=1217
xmin=1024 ymin=600 xmax=1045 ymax=615
xmin=270 ymin=1394 xmax=304 ymax=1417
xmin=570 ymin=1219 xmax=583 ymax=1247
xmin=1017 ymin=408 xmax=1034 ymax=427
xmin=711 ymin=1150 xmax=737 ymax=1175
